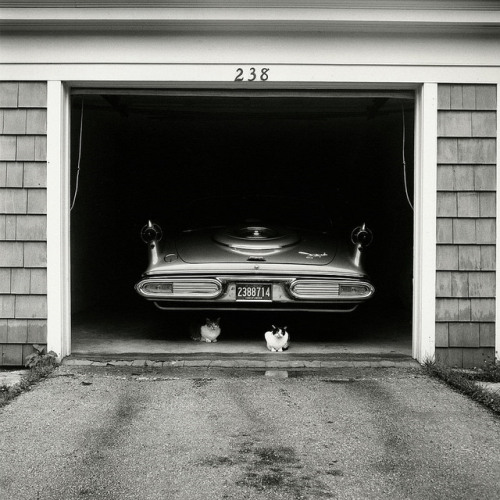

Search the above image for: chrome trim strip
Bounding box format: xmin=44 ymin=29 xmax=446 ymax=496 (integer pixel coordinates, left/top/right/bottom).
xmin=289 ymin=279 xmax=374 ymax=300
xmin=135 ymin=278 xmax=222 ymax=299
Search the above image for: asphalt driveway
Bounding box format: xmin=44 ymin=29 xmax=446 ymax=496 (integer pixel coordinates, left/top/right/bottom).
xmin=1 ymin=365 xmax=499 ymax=500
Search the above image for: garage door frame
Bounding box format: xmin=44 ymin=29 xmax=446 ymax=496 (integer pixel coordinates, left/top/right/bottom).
xmin=46 ymin=79 xmax=434 ymax=362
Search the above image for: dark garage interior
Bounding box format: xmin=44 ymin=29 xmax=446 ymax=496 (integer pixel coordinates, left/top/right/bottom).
xmin=69 ymin=89 xmax=414 ymax=357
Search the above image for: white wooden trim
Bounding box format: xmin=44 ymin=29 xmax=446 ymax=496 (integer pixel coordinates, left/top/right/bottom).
xmin=1 ymin=0 xmax=499 ymax=8
xmin=55 ymin=79 xmax=432 ymax=362
xmin=42 ymin=79 xmax=443 ymax=363
xmin=1 ymin=3 xmax=499 ymax=33
xmin=46 ymin=81 xmax=71 ymax=359
xmin=1 ymin=65 xmax=500 ymax=86
xmin=412 ymin=83 xmax=437 ymax=363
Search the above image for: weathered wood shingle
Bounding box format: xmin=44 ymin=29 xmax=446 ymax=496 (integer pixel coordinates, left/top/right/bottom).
xmin=7 ymin=319 xmax=28 ymax=343
xmin=0 ymin=295 xmax=15 ymax=318
xmin=0 ymin=136 xmax=16 ymax=161
xmin=449 ymin=323 xmax=479 ymax=348
xmin=0 ymin=82 xmax=47 ymax=365
xmin=458 ymin=139 xmax=496 ymax=164
xmin=6 ymin=162 xmax=24 ymax=188
xmin=1 ymin=344 xmax=23 ymax=366
xmin=457 ymin=193 xmax=479 ymax=217
xmin=0 ymin=269 xmax=10 ymax=294
xmin=23 ymin=242 xmax=47 ymax=268
xmin=0 ymin=242 xmax=23 ymax=266
xmin=475 ymin=85 xmax=497 ymax=110
xmin=30 ymin=269 xmax=47 ymax=294
xmin=458 ymin=246 xmax=481 ymax=270
xmin=437 ymin=218 xmax=453 ymax=243
xmin=470 ymin=299 xmax=495 ymax=322
xmin=435 ymin=322 xmax=449 ymax=347
xmin=27 ymin=190 xmax=47 ymax=214
xmin=16 ymin=136 xmax=35 ymax=161
xmin=437 ymin=192 xmax=457 ymax=217
xmin=11 ymin=268 xmax=31 ymax=294
xmin=23 ymin=162 xmax=46 ymax=188
xmin=436 ymin=84 xmax=497 ymax=368
xmin=18 ymin=83 xmax=47 ymax=108
xmin=452 ymin=219 xmax=476 ymax=244
xmin=480 ymin=246 xmax=495 ymax=270
xmin=16 ymin=215 xmax=47 ymax=241
xmin=27 ymin=320 xmax=46 ymax=343
xmin=3 ymin=110 xmax=27 ymax=135
xmin=26 ymin=110 xmax=47 ymax=135
xmin=15 ymin=295 xmax=47 ymax=319
xmin=437 ymin=245 xmax=459 ymax=270
xmin=0 ymin=83 xmax=18 ymax=108
xmin=474 ymin=166 xmax=496 ymax=191
xmin=471 ymin=112 xmax=496 ymax=137
xmin=479 ymin=323 xmax=495 ymax=347
xmin=0 ymin=189 xmax=27 ymax=214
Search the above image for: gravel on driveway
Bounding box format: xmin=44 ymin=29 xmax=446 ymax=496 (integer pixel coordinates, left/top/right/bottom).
xmin=1 ymin=365 xmax=499 ymax=500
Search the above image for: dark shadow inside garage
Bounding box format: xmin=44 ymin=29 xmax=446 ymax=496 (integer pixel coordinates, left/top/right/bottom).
xmin=69 ymin=89 xmax=414 ymax=358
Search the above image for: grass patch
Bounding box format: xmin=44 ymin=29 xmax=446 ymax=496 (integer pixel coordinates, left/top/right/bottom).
xmin=0 ymin=346 xmax=59 ymax=410
xmin=424 ymin=360 xmax=500 ymax=415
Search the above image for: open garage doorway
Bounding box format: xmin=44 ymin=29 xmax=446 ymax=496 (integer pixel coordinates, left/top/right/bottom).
xmin=69 ymin=89 xmax=415 ymax=359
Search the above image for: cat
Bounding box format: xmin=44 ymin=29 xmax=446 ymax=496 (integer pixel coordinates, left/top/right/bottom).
xmin=190 ymin=317 xmax=221 ymax=343
xmin=264 ymin=325 xmax=289 ymax=352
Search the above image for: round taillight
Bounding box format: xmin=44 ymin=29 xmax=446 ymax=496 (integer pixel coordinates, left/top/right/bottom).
xmin=140 ymin=221 xmax=163 ymax=244
xmin=351 ymin=224 xmax=373 ymax=249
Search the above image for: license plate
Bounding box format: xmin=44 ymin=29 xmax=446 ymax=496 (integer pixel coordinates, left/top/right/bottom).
xmin=236 ymin=283 xmax=272 ymax=301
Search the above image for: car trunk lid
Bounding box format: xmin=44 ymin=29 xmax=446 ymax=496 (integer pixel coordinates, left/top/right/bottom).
xmin=175 ymin=227 xmax=337 ymax=266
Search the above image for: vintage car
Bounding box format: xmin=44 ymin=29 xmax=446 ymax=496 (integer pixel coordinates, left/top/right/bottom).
xmin=135 ymin=195 xmax=374 ymax=312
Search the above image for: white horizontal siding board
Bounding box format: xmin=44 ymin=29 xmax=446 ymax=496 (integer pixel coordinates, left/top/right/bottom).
xmin=1 ymin=63 xmax=500 ymax=86
xmin=0 ymin=4 xmax=499 ymax=26
xmin=1 ymin=22 xmax=500 ymax=66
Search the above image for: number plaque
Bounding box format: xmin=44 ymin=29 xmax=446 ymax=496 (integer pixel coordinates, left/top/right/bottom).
xmin=234 ymin=67 xmax=270 ymax=82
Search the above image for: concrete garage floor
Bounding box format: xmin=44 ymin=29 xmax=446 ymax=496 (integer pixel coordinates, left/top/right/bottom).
xmin=70 ymin=301 xmax=413 ymax=365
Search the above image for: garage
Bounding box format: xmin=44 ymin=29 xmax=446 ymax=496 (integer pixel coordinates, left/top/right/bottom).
xmin=1 ymin=3 xmax=498 ymax=368
xmin=69 ymin=89 xmax=414 ymax=358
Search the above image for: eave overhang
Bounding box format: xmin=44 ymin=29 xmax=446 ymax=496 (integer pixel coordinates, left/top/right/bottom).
xmin=1 ymin=1 xmax=500 ymax=33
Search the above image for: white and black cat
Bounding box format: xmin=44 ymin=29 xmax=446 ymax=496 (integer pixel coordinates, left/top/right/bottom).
xmin=264 ymin=325 xmax=289 ymax=352
xmin=190 ymin=317 xmax=221 ymax=343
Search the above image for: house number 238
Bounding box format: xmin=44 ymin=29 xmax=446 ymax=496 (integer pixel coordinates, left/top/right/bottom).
xmin=234 ymin=67 xmax=270 ymax=82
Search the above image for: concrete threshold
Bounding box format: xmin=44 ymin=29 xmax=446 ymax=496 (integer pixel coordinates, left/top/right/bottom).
xmin=63 ymin=352 xmax=418 ymax=369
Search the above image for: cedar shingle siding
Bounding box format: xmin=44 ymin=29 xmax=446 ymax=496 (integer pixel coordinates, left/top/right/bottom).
xmin=0 ymin=82 xmax=47 ymax=366
xmin=0 ymin=81 xmax=497 ymax=366
xmin=436 ymin=84 xmax=497 ymax=368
